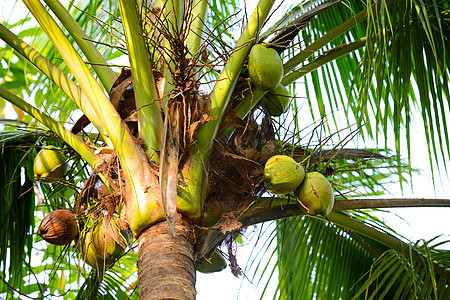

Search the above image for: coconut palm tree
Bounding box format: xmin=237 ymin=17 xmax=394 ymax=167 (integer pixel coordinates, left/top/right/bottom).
xmin=0 ymin=0 xmax=449 ymax=299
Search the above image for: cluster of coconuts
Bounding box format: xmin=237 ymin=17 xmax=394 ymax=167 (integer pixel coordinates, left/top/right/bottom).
xmin=264 ymin=155 xmax=335 ymax=216
xmin=248 ymin=44 xmax=290 ymax=116
xmin=34 ymin=147 xmax=128 ymax=269
xmin=37 ymin=209 xmax=129 ymax=270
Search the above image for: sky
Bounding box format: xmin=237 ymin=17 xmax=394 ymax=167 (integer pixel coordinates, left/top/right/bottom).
xmin=1 ymin=0 xmax=449 ymax=299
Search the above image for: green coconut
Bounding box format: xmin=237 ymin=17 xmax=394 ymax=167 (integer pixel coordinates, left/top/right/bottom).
xmin=264 ymin=155 xmax=305 ymax=195
xmin=248 ymin=44 xmax=283 ymax=91
xmin=92 ymin=218 xmax=129 ymax=260
xmin=80 ymin=231 xmax=116 ymax=270
xmin=260 ymin=84 xmax=290 ymax=116
xmin=196 ymin=250 xmax=227 ymax=273
xmin=79 ymin=218 xmax=129 ymax=270
xmin=294 ymin=172 xmax=334 ymax=216
xmin=34 ymin=147 xmax=68 ymax=183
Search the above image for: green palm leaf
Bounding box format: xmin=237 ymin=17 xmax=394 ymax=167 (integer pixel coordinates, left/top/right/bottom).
xmin=0 ymin=130 xmax=37 ymax=294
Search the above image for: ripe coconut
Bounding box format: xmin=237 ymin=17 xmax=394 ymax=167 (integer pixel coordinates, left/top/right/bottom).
xmin=248 ymin=44 xmax=283 ymax=91
xmin=294 ymin=172 xmax=334 ymax=216
xmin=37 ymin=209 xmax=79 ymax=245
xmin=196 ymin=250 xmax=227 ymax=273
xmin=34 ymin=147 xmax=68 ymax=183
xmin=264 ymin=155 xmax=305 ymax=195
xmin=259 ymin=84 xmax=290 ymax=116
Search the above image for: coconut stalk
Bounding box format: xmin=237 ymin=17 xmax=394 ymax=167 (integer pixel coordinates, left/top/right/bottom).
xmin=43 ymin=0 xmax=117 ymax=91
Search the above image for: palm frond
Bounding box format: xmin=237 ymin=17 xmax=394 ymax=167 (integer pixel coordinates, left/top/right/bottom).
xmin=77 ymin=251 xmax=138 ymax=300
xmin=263 ymin=215 xmax=450 ymax=299
xmin=351 ymin=239 xmax=450 ymax=300
xmin=0 ymin=129 xmax=38 ymax=294
xmin=254 ymin=216 xmax=380 ymax=299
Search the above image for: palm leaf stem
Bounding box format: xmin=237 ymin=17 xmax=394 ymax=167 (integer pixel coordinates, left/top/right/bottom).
xmin=164 ymin=0 xmax=185 ymax=32
xmin=118 ymin=0 xmax=163 ymax=161
xmin=238 ymin=197 xmax=450 ymax=226
xmin=43 ymin=0 xmax=117 ymax=91
xmin=186 ymin=0 xmax=208 ymax=57
xmin=0 ymin=23 xmax=111 ymax=144
xmin=0 ymin=86 xmax=98 ymax=167
xmin=22 ymin=0 xmax=150 ymax=167
xmin=221 ymin=88 xmax=267 ymax=138
xmin=235 ymin=88 xmax=266 ymax=119
xmin=196 ymin=0 xmax=275 ymax=155
xmin=194 ymin=197 xmax=450 ymax=263
xmin=22 ymin=0 xmax=120 ymax=142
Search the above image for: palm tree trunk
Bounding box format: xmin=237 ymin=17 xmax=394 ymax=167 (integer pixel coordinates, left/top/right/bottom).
xmin=138 ymin=215 xmax=196 ymax=299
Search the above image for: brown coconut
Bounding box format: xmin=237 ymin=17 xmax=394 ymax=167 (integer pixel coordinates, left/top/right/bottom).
xmin=37 ymin=209 xmax=79 ymax=245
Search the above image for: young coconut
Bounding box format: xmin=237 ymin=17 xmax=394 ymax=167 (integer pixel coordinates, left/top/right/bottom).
xmin=248 ymin=44 xmax=283 ymax=91
xmin=294 ymin=172 xmax=334 ymax=216
xmin=79 ymin=218 xmax=129 ymax=270
xmin=196 ymin=250 xmax=227 ymax=273
xmin=37 ymin=209 xmax=79 ymax=246
xmin=91 ymin=217 xmax=130 ymax=260
xmin=79 ymin=231 xmax=116 ymax=270
xmin=259 ymin=84 xmax=290 ymax=116
xmin=34 ymin=146 xmax=68 ymax=183
xmin=264 ymin=155 xmax=305 ymax=195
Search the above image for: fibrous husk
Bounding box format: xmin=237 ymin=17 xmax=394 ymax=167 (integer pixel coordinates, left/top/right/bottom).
xmin=37 ymin=209 xmax=79 ymax=245
xmin=201 ymin=114 xmax=276 ymax=227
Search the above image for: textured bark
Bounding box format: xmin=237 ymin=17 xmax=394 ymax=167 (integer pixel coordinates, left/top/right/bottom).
xmin=138 ymin=216 xmax=196 ymax=300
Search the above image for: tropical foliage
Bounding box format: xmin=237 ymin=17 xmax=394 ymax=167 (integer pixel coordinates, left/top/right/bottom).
xmin=0 ymin=0 xmax=449 ymax=299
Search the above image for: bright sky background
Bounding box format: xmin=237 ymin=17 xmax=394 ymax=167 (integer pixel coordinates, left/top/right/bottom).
xmin=1 ymin=0 xmax=449 ymax=299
